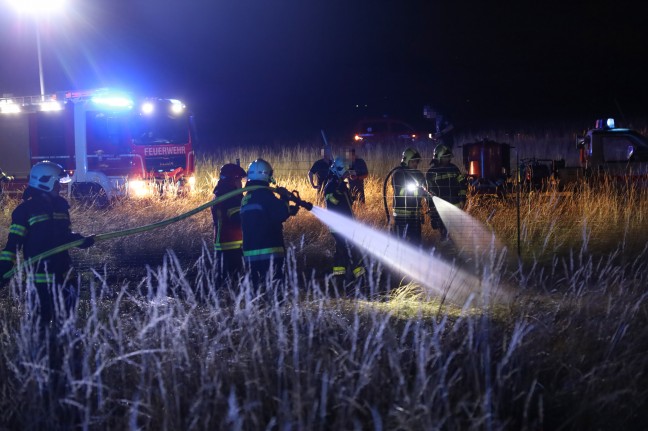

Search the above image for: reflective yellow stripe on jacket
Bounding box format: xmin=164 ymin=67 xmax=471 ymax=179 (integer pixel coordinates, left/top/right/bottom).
xmin=215 ymin=240 xmax=243 ymax=251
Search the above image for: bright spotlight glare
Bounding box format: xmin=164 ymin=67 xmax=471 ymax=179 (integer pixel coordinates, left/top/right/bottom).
xmin=0 ymin=102 xmax=21 ymax=114
xmin=128 ymin=179 xmax=150 ymax=198
xmin=9 ymin=0 xmax=66 ymax=14
xmin=40 ymin=100 xmax=62 ymax=112
xmin=141 ymin=102 xmax=154 ymax=115
xmin=406 ymin=182 xmax=418 ymax=192
xmin=170 ymin=99 xmax=184 ymax=114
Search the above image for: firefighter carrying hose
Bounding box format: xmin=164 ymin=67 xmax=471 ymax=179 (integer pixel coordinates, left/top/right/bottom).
xmin=324 ymin=157 xmax=366 ymax=284
xmin=0 ymin=161 xmax=95 ymax=332
xmin=390 ymin=147 xmax=427 ymax=245
xmin=240 ymin=159 xmax=299 ymax=290
xmin=426 ymin=144 xmax=467 ymax=241
xmin=211 ymin=163 xmax=247 ymax=284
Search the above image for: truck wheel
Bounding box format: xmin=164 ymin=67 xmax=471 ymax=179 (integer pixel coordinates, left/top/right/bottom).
xmin=72 ymin=183 xmax=110 ymax=208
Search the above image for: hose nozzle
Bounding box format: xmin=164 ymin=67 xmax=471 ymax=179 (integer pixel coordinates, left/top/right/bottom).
xmin=275 ymin=187 xmax=314 ymax=211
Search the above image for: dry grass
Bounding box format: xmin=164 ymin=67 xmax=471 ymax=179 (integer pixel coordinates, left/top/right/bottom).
xmin=1 ymin=136 xmax=648 ymax=429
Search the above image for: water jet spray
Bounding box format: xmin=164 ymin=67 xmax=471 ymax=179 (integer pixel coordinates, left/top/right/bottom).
xmin=310 ymin=206 xmax=513 ymax=305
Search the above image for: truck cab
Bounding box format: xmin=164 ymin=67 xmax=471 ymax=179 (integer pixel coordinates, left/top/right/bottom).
xmin=577 ymin=118 xmax=648 ymax=179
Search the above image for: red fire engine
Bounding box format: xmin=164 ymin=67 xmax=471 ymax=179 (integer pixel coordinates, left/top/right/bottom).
xmin=0 ymin=88 xmax=196 ymax=205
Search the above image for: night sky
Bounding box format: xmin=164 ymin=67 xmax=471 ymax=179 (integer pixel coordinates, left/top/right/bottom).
xmin=1 ymin=0 xmax=648 ymax=145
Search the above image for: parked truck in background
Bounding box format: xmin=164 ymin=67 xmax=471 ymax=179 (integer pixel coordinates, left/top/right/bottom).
xmin=0 ymin=88 xmax=196 ymax=206
xmin=574 ymin=118 xmax=648 ymax=180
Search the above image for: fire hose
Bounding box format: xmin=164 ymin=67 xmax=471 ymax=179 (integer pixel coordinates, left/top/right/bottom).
xmin=2 ymin=185 xmax=313 ymax=280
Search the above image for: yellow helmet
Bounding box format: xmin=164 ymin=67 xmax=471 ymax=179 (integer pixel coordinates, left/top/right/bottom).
xmin=433 ymin=144 xmax=453 ymax=160
xmin=401 ymin=147 xmax=421 ymax=166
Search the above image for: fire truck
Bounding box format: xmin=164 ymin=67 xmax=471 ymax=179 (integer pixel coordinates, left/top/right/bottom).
xmin=0 ymin=88 xmax=196 ymax=206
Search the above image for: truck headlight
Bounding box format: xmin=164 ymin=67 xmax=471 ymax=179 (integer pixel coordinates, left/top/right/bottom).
xmin=128 ymin=179 xmax=149 ymax=197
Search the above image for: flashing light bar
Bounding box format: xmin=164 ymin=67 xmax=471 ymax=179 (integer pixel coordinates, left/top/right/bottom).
xmin=91 ymin=95 xmax=134 ymax=109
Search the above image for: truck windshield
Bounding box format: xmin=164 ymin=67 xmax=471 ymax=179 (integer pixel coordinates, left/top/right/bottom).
xmin=130 ymin=114 xmax=190 ymax=145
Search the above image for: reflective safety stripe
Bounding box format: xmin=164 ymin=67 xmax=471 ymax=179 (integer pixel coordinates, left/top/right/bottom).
xmin=332 ymin=266 xmax=346 ymax=275
xmin=243 ymin=247 xmax=285 ymax=257
xmin=433 ymin=173 xmax=458 ymax=181
xmin=398 ymin=189 xmax=421 ymax=197
xmin=52 ymin=212 xmax=69 ymax=221
xmin=325 ymin=193 xmax=339 ymax=205
xmin=353 ymin=267 xmax=366 ymax=278
xmin=28 ymin=214 xmax=50 ymax=225
xmin=393 ymin=209 xmax=420 ymax=216
xmin=226 ymin=207 xmax=241 ymax=217
xmin=9 ymin=224 xmax=26 ymax=236
xmin=215 ymin=240 xmax=243 ymax=251
xmin=240 ymin=203 xmax=264 ymax=213
xmin=0 ymin=250 xmax=16 ymax=263
xmin=33 ymin=273 xmax=55 ymax=284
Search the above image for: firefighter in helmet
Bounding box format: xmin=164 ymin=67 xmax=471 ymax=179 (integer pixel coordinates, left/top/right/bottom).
xmin=0 ymin=161 xmax=94 ymax=331
xmin=426 ymin=144 xmax=467 ymax=240
xmin=391 ymin=147 xmax=427 ymax=244
xmin=345 ymin=147 xmax=369 ymax=204
xmin=324 ymin=156 xmax=366 ymax=284
xmin=307 ymin=147 xmax=332 ymax=204
xmin=211 ymin=163 xmax=247 ymax=285
xmin=240 ymin=158 xmax=299 ymax=289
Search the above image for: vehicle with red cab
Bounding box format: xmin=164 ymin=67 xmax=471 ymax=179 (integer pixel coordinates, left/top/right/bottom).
xmin=0 ymin=88 xmax=196 ymax=205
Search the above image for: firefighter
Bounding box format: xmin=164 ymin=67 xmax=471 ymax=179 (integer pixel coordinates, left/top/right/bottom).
xmin=391 ymin=147 xmax=427 ymax=244
xmin=211 ymin=163 xmax=247 ymax=284
xmin=324 ymin=157 xmax=366 ymax=283
xmin=345 ymin=147 xmax=369 ymax=204
xmin=0 ymin=161 xmax=94 ymax=331
xmin=307 ymin=147 xmax=332 ymax=203
xmin=241 ymin=159 xmax=299 ymax=289
xmin=426 ymin=144 xmax=467 ymax=240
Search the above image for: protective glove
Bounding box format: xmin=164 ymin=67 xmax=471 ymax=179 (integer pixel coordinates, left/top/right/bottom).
xmin=275 ymin=187 xmax=291 ymax=202
xmin=288 ymin=205 xmax=300 ymax=217
xmin=79 ymin=235 xmax=95 ymax=249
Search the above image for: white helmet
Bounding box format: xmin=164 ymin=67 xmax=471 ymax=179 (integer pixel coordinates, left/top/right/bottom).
xmin=330 ymin=157 xmax=350 ymax=178
xmin=29 ymin=161 xmax=70 ymax=192
xmin=247 ymin=158 xmax=275 ymax=184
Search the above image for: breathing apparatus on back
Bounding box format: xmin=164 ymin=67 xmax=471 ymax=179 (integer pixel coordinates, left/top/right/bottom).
xmin=383 ymin=147 xmax=430 ymax=224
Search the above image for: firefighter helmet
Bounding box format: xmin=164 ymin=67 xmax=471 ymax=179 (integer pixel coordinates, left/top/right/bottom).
xmin=219 ymin=163 xmax=247 ymax=181
xmin=247 ymin=158 xmax=275 ymax=184
xmin=433 ymin=144 xmax=453 ymax=160
xmin=401 ymin=147 xmax=421 ymax=166
xmin=28 ymin=161 xmax=70 ymax=192
xmin=330 ymin=157 xmax=350 ymax=178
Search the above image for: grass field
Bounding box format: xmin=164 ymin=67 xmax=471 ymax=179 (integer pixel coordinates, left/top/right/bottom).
xmin=1 ymin=130 xmax=647 ymax=430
